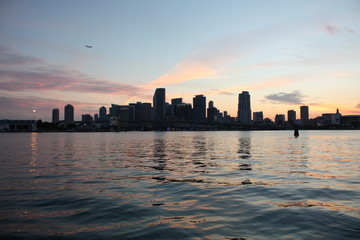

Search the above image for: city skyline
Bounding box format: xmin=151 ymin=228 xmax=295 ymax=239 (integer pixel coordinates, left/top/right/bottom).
xmin=47 ymin=87 xmax=328 ymax=124
xmin=1 ymin=1 xmax=359 ymax=121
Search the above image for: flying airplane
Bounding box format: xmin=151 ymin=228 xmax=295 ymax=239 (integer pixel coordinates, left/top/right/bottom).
xmin=85 ymin=45 xmax=93 ymax=48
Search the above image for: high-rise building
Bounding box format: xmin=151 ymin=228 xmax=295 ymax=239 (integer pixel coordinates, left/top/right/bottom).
xmin=253 ymin=111 xmax=264 ymax=122
xmin=99 ymin=106 xmax=107 ymax=121
xmin=237 ymin=91 xmax=251 ymax=124
xmin=287 ymin=110 xmax=296 ymax=122
xmin=109 ymin=104 xmax=134 ymax=121
xmin=177 ymin=103 xmax=193 ymax=122
xmin=275 ymin=114 xmax=285 ymax=125
xmin=94 ymin=113 xmax=99 ymax=121
xmin=130 ymin=102 xmax=152 ymax=121
xmin=82 ymin=114 xmax=93 ymax=122
xmin=171 ymin=98 xmax=182 ymax=118
xmin=52 ymin=108 xmax=59 ymax=123
xmin=64 ymin=104 xmax=74 ymax=122
xmin=207 ymin=100 xmax=217 ymax=122
xmin=300 ymin=106 xmax=309 ymax=123
xmin=165 ymin=102 xmax=171 ymax=119
xmin=153 ymin=88 xmax=165 ymax=121
xmin=209 ymin=100 xmax=214 ymax=108
xmin=193 ymin=95 xmax=206 ymax=122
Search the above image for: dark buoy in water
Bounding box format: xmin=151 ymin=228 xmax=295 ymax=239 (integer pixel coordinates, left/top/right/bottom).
xmin=294 ymin=125 xmax=299 ymax=138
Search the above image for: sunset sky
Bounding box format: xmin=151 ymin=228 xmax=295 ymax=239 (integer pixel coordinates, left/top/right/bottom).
xmin=1 ymin=0 xmax=359 ymax=121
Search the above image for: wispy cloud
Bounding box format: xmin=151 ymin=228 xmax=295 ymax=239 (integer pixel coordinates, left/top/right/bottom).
xmin=0 ymin=45 xmax=143 ymax=96
xmin=325 ymin=25 xmax=356 ymax=35
xmin=0 ymin=45 xmax=43 ymax=66
xmin=146 ymin=20 xmax=344 ymax=89
xmin=356 ymin=104 xmax=360 ymax=109
xmin=145 ymin=30 xmax=261 ymax=88
xmin=0 ymin=68 xmax=142 ymax=95
xmin=202 ymin=76 xmax=300 ymax=97
xmin=325 ymin=25 xmax=340 ymax=35
xmin=333 ymin=72 xmax=359 ymax=77
xmin=265 ymin=90 xmax=305 ymax=105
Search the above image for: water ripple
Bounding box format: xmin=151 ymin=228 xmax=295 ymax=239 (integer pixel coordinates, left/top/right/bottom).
xmin=0 ymin=131 xmax=359 ymax=239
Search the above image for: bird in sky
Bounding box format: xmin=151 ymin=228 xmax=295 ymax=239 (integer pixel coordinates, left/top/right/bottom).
xmin=85 ymin=45 xmax=92 ymax=48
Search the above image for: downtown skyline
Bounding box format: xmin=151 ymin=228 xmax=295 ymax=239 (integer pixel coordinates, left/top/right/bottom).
xmin=49 ymin=87 xmax=311 ymax=124
xmin=1 ymin=0 xmax=359 ymax=121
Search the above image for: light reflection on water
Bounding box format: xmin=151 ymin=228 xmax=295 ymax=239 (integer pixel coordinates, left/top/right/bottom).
xmin=0 ymin=131 xmax=359 ymax=239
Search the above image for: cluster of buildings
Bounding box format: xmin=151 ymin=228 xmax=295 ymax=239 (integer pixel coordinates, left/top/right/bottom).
xmin=46 ymin=88 xmax=359 ymax=131
xmin=2 ymin=87 xmax=358 ymax=131
xmin=51 ymin=89 xmax=250 ymax=130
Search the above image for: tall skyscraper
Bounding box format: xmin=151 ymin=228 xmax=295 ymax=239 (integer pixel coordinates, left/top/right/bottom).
xmin=52 ymin=108 xmax=59 ymax=123
xmin=171 ymin=98 xmax=182 ymax=118
xmin=208 ymin=100 xmax=214 ymax=108
xmin=130 ymin=102 xmax=152 ymax=121
xmin=177 ymin=103 xmax=193 ymax=122
xmin=207 ymin=101 xmax=217 ymax=122
xmin=300 ymin=106 xmax=309 ymax=123
xmin=64 ymin=104 xmax=74 ymax=122
xmin=287 ymin=110 xmax=296 ymax=122
xmin=153 ymin=88 xmax=165 ymax=121
xmin=99 ymin=106 xmax=107 ymax=121
xmin=193 ymin=95 xmax=206 ymax=122
xmin=237 ymin=91 xmax=251 ymax=124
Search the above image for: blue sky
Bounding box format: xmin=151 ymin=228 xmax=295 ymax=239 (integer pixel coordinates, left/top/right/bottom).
xmin=1 ymin=0 xmax=359 ymax=121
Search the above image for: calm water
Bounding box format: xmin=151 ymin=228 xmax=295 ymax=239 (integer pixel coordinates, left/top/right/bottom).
xmin=0 ymin=131 xmax=359 ymax=239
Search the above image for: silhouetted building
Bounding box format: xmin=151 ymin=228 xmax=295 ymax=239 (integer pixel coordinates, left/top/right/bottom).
xmin=287 ymin=110 xmax=296 ymax=122
xmin=130 ymin=102 xmax=152 ymax=121
xmin=215 ymin=109 xmax=224 ymax=123
xmin=177 ymin=103 xmax=193 ymax=122
xmin=64 ymin=104 xmax=74 ymax=122
xmin=341 ymin=115 xmax=360 ymax=127
xmin=193 ymin=95 xmax=206 ymax=122
xmin=94 ymin=113 xmax=99 ymax=121
xmin=253 ymin=111 xmax=264 ymax=122
xmin=99 ymin=106 xmax=107 ymax=121
xmin=275 ymin=114 xmax=285 ymax=125
xmin=223 ymin=111 xmax=233 ymax=123
xmin=82 ymin=114 xmax=93 ymax=123
xmin=237 ymin=91 xmax=251 ymax=125
xmin=52 ymin=108 xmax=59 ymax=123
xmin=300 ymin=106 xmax=309 ymax=123
xmin=109 ymin=104 xmax=134 ymax=121
xmin=209 ymin=100 xmax=214 ymax=108
xmin=153 ymin=88 xmax=165 ymax=121
xmin=165 ymin=102 xmax=171 ymax=119
xmin=171 ymin=98 xmax=182 ymax=119
xmin=207 ymin=101 xmax=217 ymax=122
xmin=320 ymin=109 xmax=341 ymax=126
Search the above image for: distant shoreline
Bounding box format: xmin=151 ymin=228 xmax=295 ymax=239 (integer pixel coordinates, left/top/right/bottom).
xmin=1 ymin=128 xmax=359 ymax=133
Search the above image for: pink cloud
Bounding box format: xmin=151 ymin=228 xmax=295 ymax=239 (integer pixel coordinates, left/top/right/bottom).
xmin=145 ymin=31 xmax=252 ymax=88
xmin=0 ymin=45 xmax=43 ymax=66
xmin=325 ymin=25 xmax=339 ymax=34
xmin=325 ymin=25 xmax=356 ymax=35
xmin=0 ymin=68 xmax=143 ymax=95
xmin=344 ymin=27 xmax=355 ymax=34
xmin=0 ymin=46 xmax=144 ymax=96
